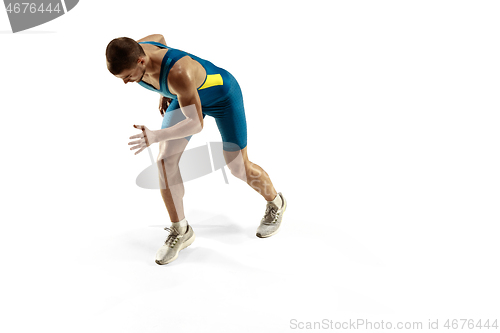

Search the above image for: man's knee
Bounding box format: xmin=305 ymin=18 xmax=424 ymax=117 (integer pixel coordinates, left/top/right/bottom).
xmin=157 ymin=149 xmax=182 ymax=178
xmin=159 ymin=159 xmax=180 ymax=180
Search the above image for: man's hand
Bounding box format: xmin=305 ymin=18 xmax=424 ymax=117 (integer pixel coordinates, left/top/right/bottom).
xmin=129 ymin=125 xmax=155 ymax=155
xmin=159 ymin=96 xmax=172 ymax=117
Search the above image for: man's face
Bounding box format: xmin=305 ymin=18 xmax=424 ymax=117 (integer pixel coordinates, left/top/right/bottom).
xmin=116 ymin=58 xmax=146 ymax=84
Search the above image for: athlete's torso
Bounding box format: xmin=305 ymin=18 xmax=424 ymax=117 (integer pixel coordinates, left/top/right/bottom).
xmin=138 ymin=41 xmax=220 ymax=99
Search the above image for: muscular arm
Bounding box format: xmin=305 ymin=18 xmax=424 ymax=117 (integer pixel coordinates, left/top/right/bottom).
xmin=151 ymin=61 xmax=204 ymax=143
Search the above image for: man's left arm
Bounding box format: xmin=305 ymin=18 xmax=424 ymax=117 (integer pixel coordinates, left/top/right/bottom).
xmin=150 ymin=64 xmax=204 ymax=143
xmin=128 ymin=63 xmax=204 ymax=155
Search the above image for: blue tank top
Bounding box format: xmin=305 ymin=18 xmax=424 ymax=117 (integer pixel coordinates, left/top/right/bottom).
xmin=137 ymin=41 xmax=230 ymax=103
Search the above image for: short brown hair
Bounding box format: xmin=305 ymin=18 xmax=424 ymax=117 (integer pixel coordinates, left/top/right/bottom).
xmin=105 ymin=37 xmax=146 ymax=75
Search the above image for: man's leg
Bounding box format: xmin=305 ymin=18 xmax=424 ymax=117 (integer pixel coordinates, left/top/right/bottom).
xmin=157 ymin=138 xmax=189 ymax=222
xmin=210 ymin=70 xmax=286 ymax=237
xmin=223 ymin=147 xmax=277 ymax=201
xmin=223 ymin=146 xmax=287 ymax=238
xmin=155 ymin=137 xmax=196 ymax=265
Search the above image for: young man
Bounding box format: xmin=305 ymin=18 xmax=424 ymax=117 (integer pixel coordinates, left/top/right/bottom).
xmin=105 ymin=34 xmax=287 ymax=265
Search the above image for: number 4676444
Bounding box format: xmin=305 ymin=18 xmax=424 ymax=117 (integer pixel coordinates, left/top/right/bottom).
xmin=6 ymin=2 xmax=61 ymax=14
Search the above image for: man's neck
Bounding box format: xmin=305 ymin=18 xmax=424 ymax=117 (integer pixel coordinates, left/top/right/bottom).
xmin=143 ymin=50 xmax=161 ymax=76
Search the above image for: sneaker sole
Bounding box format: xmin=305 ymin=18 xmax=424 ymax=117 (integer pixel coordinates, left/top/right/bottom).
xmin=155 ymin=233 xmax=196 ymax=265
xmin=256 ymin=195 xmax=287 ymax=238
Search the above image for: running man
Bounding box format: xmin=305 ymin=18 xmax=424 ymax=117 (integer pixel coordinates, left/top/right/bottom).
xmin=105 ymin=34 xmax=287 ymax=265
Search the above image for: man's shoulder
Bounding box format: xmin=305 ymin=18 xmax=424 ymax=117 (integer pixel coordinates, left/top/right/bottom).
xmin=167 ymin=57 xmax=202 ymax=94
xmin=137 ymin=34 xmax=166 ymax=45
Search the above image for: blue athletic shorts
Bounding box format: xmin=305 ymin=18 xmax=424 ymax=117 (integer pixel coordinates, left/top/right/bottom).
xmin=161 ymin=70 xmax=247 ymax=152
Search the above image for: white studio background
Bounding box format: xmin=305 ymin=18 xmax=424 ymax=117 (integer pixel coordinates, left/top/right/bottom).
xmin=1 ymin=1 xmax=499 ymax=332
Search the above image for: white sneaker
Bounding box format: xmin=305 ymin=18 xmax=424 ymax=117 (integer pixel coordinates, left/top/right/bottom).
xmin=256 ymin=192 xmax=287 ymax=238
xmin=155 ymin=224 xmax=195 ymax=265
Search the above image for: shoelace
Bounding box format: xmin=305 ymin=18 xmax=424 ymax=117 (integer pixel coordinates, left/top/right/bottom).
xmin=163 ymin=227 xmax=183 ymax=248
xmin=263 ymin=205 xmax=279 ymax=224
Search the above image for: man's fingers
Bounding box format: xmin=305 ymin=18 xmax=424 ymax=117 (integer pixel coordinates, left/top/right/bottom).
xmin=130 ymin=144 xmax=144 ymax=151
xmin=162 ymin=98 xmax=170 ymax=110
xmin=129 ymin=133 xmax=144 ymax=139
xmin=130 ymin=125 xmax=150 ymax=153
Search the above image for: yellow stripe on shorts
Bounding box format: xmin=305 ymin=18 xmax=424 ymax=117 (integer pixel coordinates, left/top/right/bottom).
xmin=198 ymin=74 xmax=223 ymax=90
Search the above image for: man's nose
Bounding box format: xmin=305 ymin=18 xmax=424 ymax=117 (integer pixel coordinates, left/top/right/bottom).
xmin=123 ymin=79 xmax=128 ymax=84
